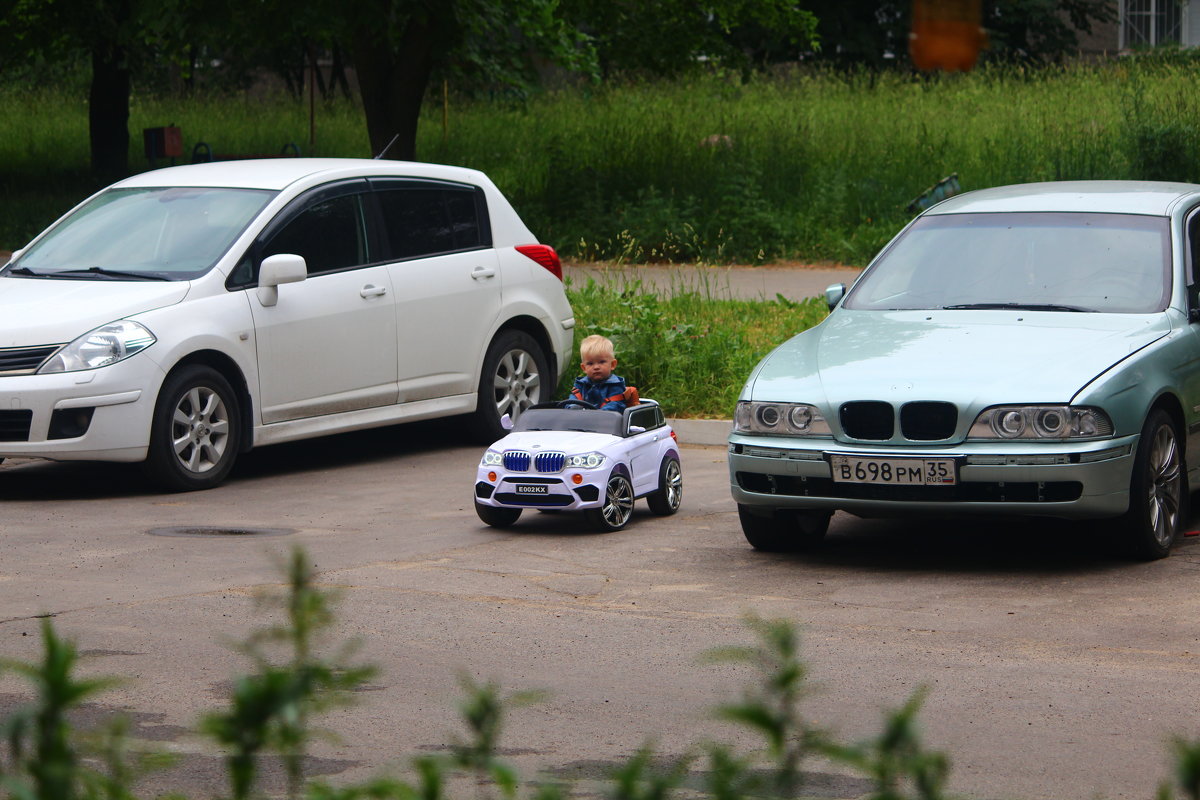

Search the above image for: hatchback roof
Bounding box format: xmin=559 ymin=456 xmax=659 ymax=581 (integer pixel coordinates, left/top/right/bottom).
xmin=114 ymin=158 xmax=489 ymax=192
xmin=928 ymin=180 xmax=1200 ymax=217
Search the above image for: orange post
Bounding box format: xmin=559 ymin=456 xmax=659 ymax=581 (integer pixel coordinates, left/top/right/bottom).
xmin=910 ymin=0 xmax=987 ymax=72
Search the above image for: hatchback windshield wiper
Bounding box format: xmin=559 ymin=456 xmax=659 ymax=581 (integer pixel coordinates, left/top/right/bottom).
xmin=50 ymin=266 xmax=171 ymax=281
xmin=942 ymin=302 xmax=1087 ymax=312
xmin=4 ymin=266 xmax=41 ymax=276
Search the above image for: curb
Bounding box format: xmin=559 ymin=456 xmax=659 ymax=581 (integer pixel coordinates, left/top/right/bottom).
xmin=669 ymin=418 xmax=731 ymax=447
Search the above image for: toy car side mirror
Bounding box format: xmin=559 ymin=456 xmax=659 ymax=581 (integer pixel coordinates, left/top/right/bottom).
xmin=500 ymin=414 xmax=514 ymax=431
xmin=628 ymin=425 xmax=646 ymax=434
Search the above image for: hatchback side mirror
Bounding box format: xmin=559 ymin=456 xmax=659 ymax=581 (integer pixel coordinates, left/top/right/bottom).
xmin=825 ymin=282 xmax=846 ymax=311
xmin=256 ymin=254 xmax=307 ymax=307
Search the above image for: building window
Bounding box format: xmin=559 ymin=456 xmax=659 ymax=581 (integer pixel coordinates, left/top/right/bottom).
xmin=1122 ymin=0 xmax=1184 ymax=48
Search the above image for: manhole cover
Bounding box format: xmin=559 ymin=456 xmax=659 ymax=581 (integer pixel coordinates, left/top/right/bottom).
xmin=147 ymin=525 xmax=294 ymax=538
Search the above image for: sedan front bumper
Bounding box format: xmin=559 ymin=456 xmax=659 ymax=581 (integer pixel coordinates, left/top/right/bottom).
xmin=728 ymin=433 xmax=1138 ymax=520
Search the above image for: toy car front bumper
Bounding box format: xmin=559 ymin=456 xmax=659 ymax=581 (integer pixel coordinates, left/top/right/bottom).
xmin=474 ymin=465 xmax=607 ymax=511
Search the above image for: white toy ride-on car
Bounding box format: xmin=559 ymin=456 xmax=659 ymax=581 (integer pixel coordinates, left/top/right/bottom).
xmin=474 ymin=398 xmax=683 ymax=531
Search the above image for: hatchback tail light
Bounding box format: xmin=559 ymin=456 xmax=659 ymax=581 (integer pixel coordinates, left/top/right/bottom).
xmin=516 ymin=244 xmax=562 ymax=281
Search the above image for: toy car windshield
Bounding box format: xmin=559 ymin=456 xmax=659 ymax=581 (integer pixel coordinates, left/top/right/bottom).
xmin=513 ymin=407 xmax=623 ymax=436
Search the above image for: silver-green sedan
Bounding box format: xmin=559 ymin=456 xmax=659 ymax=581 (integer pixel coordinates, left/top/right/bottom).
xmin=729 ymin=180 xmax=1200 ymax=560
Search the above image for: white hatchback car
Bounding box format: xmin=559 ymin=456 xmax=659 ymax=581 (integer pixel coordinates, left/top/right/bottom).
xmin=0 ymin=158 xmax=575 ymax=490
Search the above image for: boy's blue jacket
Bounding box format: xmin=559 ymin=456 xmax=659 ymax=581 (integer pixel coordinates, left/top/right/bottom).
xmin=571 ymin=374 xmax=627 ymax=411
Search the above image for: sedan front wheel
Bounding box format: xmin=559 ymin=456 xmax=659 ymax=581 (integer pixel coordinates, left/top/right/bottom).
xmin=1118 ymin=408 xmax=1186 ymax=560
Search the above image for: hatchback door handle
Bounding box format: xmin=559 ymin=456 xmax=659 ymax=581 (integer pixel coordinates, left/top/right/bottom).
xmin=360 ymin=284 xmax=388 ymax=298
xmin=471 ymin=266 xmax=497 ymax=280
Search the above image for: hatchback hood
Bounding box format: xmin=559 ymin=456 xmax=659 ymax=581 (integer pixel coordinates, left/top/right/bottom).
xmin=493 ymin=429 xmax=619 ymax=453
xmin=751 ymin=309 xmax=1172 ymax=405
xmin=0 ymin=277 xmax=190 ymax=347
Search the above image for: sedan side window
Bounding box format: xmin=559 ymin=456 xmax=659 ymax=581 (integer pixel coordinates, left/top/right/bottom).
xmin=262 ymin=194 xmax=367 ymax=275
xmin=375 ymin=185 xmax=487 ymax=260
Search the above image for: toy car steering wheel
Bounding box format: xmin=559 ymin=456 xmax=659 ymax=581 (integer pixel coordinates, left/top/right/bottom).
xmin=557 ymin=399 xmax=598 ymax=410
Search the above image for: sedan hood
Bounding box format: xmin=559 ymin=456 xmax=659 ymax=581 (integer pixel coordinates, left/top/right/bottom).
xmin=752 ymin=309 xmax=1172 ymax=405
xmin=0 ymin=277 xmax=190 ymax=347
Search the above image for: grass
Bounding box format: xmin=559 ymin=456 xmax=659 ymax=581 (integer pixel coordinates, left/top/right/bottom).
xmin=558 ymin=277 xmax=829 ymax=418
xmin=4 ymin=57 xmax=1200 ymax=263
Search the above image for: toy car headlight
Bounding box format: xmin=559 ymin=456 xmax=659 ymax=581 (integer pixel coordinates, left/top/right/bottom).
xmin=481 ymin=450 xmax=504 ymax=466
xmin=566 ymin=452 xmax=605 ymax=469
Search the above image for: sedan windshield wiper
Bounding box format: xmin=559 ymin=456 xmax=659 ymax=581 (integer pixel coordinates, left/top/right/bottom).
xmin=50 ymin=266 xmax=171 ymax=282
xmin=942 ymin=302 xmax=1087 ymax=312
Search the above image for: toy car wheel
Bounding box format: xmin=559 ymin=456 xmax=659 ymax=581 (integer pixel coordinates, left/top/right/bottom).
xmin=586 ymin=471 xmax=635 ymax=532
xmin=646 ymin=456 xmax=682 ymax=516
xmin=475 ymin=502 xmax=522 ymax=528
xmin=471 ymin=330 xmax=550 ymax=440
xmin=737 ymin=504 xmax=830 ymax=552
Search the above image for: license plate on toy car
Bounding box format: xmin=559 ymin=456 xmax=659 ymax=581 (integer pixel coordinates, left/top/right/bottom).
xmin=513 ymin=484 xmax=549 ymax=495
xmin=829 ymin=455 xmax=957 ymax=486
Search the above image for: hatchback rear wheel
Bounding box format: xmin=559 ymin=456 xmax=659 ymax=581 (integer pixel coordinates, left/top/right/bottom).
xmin=471 ymin=330 xmax=550 ymax=440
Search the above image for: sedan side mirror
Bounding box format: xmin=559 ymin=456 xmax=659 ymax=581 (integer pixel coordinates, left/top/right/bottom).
xmin=825 ymin=282 xmax=846 ymax=311
xmin=256 ymin=254 xmax=307 ymax=307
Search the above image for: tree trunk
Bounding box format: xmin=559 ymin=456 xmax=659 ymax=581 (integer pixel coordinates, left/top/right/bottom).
xmin=89 ymin=45 xmax=131 ymax=180
xmin=351 ymin=16 xmax=437 ymax=161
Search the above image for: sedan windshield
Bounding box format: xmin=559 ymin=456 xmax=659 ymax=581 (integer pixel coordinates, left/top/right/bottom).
xmin=844 ymin=212 xmax=1171 ymax=313
xmin=9 ymin=187 xmax=275 ymax=280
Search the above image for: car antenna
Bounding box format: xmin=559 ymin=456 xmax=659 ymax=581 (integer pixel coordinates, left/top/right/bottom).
xmin=373 ymin=134 xmax=401 ymax=160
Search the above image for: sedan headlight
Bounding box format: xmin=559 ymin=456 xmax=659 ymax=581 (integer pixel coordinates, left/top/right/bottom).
xmin=481 ymin=450 xmax=504 ymax=466
xmin=38 ymin=320 xmax=156 ymax=374
xmin=566 ymin=452 xmax=606 ymax=469
xmin=734 ymin=401 xmax=832 ymax=436
xmin=968 ymin=405 xmax=1113 ymax=440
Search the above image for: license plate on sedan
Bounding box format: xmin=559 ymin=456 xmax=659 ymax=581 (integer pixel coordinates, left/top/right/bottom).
xmin=513 ymin=484 xmax=550 ymax=495
xmin=830 ymin=455 xmax=957 ymax=486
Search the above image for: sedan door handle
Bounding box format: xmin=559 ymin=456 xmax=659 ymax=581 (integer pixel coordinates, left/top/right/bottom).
xmin=360 ymin=284 xmax=388 ymax=298
xmin=471 ymin=266 xmax=497 ymax=280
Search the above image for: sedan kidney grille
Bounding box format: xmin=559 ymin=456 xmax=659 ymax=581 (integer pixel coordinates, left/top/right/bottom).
xmin=839 ymin=401 xmax=895 ymax=440
xmin=900 ymin=401 xmax=958 ymax=440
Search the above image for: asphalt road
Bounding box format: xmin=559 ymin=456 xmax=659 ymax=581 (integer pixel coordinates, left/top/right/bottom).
xmin=2 ymin=420 xmax=1200 ymax=800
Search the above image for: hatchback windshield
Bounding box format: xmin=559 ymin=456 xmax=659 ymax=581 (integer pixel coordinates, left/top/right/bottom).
xmin=844 ymin=212 xmax=1172 ymax=313
xmin=10 ymin=187 xmax=275 ymax=280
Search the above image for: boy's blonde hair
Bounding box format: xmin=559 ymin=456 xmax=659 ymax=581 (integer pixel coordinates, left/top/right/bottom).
xmin=580 ymin=334 xmax=615 ymax=361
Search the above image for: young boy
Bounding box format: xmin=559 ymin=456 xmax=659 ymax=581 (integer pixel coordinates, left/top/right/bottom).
xmin=569 ymin=335 xmax=627 ymax=412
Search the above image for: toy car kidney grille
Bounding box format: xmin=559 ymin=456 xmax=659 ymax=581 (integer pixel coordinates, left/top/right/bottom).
xmin=502 ymin=450 xmax=566 ymax=472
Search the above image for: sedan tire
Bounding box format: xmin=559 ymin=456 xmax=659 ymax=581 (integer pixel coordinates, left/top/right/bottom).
xmin=738 ymin=504 xmax=830 ymax=552
xmin=1118 ymin=408 xmax=1186 ymax=560
xmin=143 ymin=365 xmax=241 ymax=492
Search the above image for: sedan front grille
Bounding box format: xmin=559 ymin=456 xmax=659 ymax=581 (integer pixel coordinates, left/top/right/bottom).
xmin=840 ymin=401 xmax=894 ymax=440
xmin=0 ymin=345 xmax=60 ymax=375
xmin=900 ymin=402 xmax=958 ymax=441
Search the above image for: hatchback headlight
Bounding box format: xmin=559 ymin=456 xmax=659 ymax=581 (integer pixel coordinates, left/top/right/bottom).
xmin=734 ymin=401 xmax=832 ymax=436
xmin=38 ymin=320 xmax=156 ymax=374
xmin=968 ymin=405 xmax=1113 ymax=440
xmin=566 ymin=452 xmax=606 ymax=469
